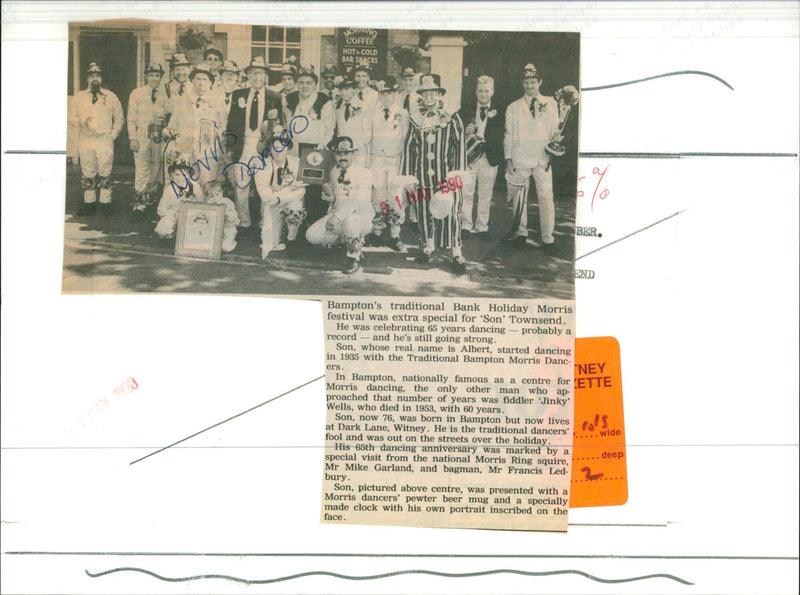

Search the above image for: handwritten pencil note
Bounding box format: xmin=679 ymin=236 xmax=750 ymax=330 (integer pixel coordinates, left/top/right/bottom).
xmin=570 ymin=336 xmax=628 ymax=507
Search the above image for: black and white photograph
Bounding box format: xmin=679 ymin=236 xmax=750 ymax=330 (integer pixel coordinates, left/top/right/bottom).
xmin=62 ymin=22 xmax=580 ymax=298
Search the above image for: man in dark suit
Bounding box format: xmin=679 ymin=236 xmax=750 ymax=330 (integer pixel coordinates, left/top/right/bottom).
xmin=458 ymin=75 xmax=505 ymax=235
xmin=225 ymin=56 xmax=283 ymax=229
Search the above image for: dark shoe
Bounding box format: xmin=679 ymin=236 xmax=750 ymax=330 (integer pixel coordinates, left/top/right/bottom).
xmin=415 ymin=250 xmax=432 ymax=264
xmin=387 ymin=237 xmax=405 ymax=252
xmin=541 ymin=241 xmax=556 ymax=252
xmin=363 ymin=233 xmax=383 ymax=247
xmin=512 ymin=235 xmax=528 ymax=249
xmin=342 ymin=257 xmax=360 ymax=274
xmin=452 ymin=256 xmax=467 ymax=275
xmin=77 ymin=202 xmax=96 ymax=217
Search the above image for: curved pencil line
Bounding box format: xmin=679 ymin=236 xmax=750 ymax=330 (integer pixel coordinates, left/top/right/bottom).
xmin=583 ymin=70 xmax=733 ymax=92
xmin=85 ymin=566 xmax=693 ymax=586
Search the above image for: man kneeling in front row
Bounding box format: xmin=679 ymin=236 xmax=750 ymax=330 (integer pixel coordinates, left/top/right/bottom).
xmin=306 ymin=136 xmax=373 ymax=274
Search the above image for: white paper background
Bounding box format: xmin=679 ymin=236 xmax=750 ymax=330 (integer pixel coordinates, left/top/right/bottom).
xmin=2 ymin=2 xmax=798 ymax=594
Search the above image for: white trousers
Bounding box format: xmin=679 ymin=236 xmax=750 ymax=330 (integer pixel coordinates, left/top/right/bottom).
xmin=461 ymin=154 xmax=497 ymax=232
xmin=79 ymin=134 xmax=114 ymax=203
xmin=507 ymin=165 xmax=554 ymax=243
xmin=133 ymin=138 xmax=162 ymax=194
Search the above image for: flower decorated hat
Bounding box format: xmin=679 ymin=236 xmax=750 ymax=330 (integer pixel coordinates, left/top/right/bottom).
xmin=171 ymin=53 xmax=191 ymax=68
xmin=418 ymin=73 xmax=446 ymax=95
xmin=144 ymin=63 xmax=165 ymax=75
xmin=374 ymin=76 xmax=399 ymax=93
xmin=522 ymin=62 xmax=541 ymax=79
xmin=219 ymin=60 xmax=240 ymax=74
xmin=246 ymin=56 xmax=269 ymax=73
xmin=322 ymin=64 xmax=338 ymax=77
xmin=87 ymin=62 xmax=102 ymax=74
xmin=189 ymin=62 xmax=216 ymax=84
xmin=329 ymin=136 xmax=357 ymax=153
xmin=336 ymin=76 xmax=358 ymax=89
xmin=296 ymin=64 xmax=318 ymax=83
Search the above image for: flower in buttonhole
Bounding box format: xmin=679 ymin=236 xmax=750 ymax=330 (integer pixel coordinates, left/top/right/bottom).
xmin=487 ymin=109 xmax=497 ymax=119
xmin=238 ymin=97 xmax=247 ymax=109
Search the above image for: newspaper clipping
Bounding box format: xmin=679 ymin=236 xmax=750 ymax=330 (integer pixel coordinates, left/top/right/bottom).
xmin=63 ymin=20 xmax=579 ymax=530
xmin=322 ymin=297 xmax=575 ymax=531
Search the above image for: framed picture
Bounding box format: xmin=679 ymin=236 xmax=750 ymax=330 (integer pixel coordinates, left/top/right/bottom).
xmin=298 ymin=143 xmax=334 ymax=185
xmin=175 ymin=201 xmax=225 ymax=260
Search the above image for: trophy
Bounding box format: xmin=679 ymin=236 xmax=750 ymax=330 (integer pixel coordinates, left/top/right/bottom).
xmin=546 ymin=85 xmax=580 ymax=157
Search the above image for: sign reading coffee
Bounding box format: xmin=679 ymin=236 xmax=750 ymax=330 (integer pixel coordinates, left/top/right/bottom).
xmin=337 ymin=27 xmax=388 ymax=79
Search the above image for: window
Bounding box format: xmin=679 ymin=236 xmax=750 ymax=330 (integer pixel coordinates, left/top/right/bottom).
xmin=251 ymin=25 xmax=300 ymax=83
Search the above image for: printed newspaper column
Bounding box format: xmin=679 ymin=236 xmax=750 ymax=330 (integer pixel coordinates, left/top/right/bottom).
xmin=321 ymin=297 xmax=575 ymax=531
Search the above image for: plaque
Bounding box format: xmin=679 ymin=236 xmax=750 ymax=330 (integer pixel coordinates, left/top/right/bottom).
xmin=298 ymin=143 xmax=335 ymax=185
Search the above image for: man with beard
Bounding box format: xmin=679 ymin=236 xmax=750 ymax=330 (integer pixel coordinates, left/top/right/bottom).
xmin=71 ymin=62 xmax=124 ymax=216
xmin=504 ymin=62 xmax=559 ymax=249
xmin=127 ymin=63 xmax=168 ymax=213
xmin=223 ymin=56 xmax=282 ymax=230
xmin=306 ymin=137 xmax=373 ymax=274
xmin=400 ymin=74 xmax=467 ymax=275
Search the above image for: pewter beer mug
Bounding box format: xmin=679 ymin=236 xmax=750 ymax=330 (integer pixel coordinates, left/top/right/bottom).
xmin=148 ymin=118 xmax=164 ymax=143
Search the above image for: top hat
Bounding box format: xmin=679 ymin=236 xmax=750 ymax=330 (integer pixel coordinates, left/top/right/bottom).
xmin=296 ymin=65 xmax=318 ymax=83
xmin=321 ymin=64 xmax=338 ymax=77
xmin=400 ymin=66 xmax=417 ymax=78
xmin=245 ymin=56 xmax=269 ymax=73
xmin=87 ymin=62 xmax=102 ymax=74
xmin=374 ymin=76 xmax=399 ymax=93
xmin=144 ymin=63 xmax=165 ymax=75
xmin=171 ymin=53 xmax=192 ymax=68
xmin=522 ymin=63 xmax=541 ymax=79
xmin=418 ymin=73 xmax=446 ymax=95
xmin=329 ymin=136 xmax=357 ymax=153
xmin=189 ymin=62 xmax=216 ymax=84
xmin=203 ymin=48 xmax=224 ymax=62
xmin=219 ymin=60 xmax=240 ymax=74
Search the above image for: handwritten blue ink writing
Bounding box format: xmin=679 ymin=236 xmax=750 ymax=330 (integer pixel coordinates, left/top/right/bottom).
xmin=169 ymin=115 xmax=309 ymax=198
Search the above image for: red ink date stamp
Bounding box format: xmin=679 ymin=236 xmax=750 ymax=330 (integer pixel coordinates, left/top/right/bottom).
xmin=379 ymin=175 xmax=464 ymax=217
xmin=65 ymin=376 xmax=138 ymax=435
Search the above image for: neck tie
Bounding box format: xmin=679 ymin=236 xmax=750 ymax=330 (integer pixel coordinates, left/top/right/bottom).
xmin=91 ymin=91 xmax=98 ymax=105
xmin=151 ymin=89 xmax=157 ymax=104
xmin=276 ymin=166 xmax=283 ymax=186
xmin=225 ymin=92 xmax=231 ymax=106
xmin=250 ymin=90 xmax=259 ymax=131
xmin=529 ymin=98 xmax=536 ymax=119
xmin=358 ymin=90 xmax=363 ymax=100
xmin=338 ymin=169 xmax=346 ymax=183
xmin=178 ymin=82 xmax=185 ymax=96
xmin=480 ymin=106 xmax=487 ymax=121
xmin=344 ymin=103 xmax=350 ymax=121
xmin=196 ymin=98 xmax=201 ymax=108
xmin=384 ymin=108 xmax=390 ymax=121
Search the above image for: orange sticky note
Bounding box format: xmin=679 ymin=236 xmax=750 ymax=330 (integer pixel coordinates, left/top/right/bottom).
xmin=570 ymin=337 xmax=628 ymax=507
